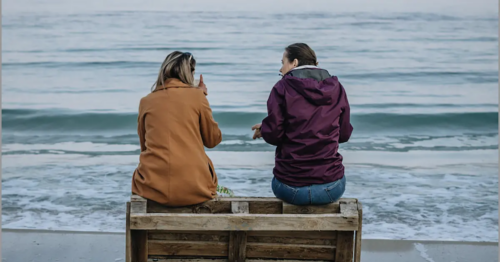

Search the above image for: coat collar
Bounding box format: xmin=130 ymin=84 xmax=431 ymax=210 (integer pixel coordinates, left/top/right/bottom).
xmin=153 ymin=78 xmax=191 ymax=92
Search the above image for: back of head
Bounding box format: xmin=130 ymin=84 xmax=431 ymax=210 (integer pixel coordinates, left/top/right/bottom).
xmin=283 ymin=43 xmax=338 ymax=106
xmin=152 ymin=51 xmax=196 ymax=91
xmin=285 ymin=43 xmax=318 ymax=67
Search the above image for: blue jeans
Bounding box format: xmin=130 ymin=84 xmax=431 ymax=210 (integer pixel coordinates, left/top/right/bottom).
xmin=272 ymin=176 xmax=346 ymax=206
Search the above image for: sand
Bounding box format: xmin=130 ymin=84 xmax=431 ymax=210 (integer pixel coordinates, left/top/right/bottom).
xmin=2 ymin=229 xmax=498 ymax=262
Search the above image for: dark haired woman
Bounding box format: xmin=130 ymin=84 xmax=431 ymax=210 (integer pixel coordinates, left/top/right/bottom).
xmin=132 ymin=51 xmax=222 ymax=206
xmin=252 ymin=43 xmax=353 ymax=206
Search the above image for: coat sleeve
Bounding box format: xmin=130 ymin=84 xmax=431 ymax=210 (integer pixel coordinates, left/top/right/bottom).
xmin=261 ymin=82 xmax=286 ymax=146
xmin=338 ymin=83 xmax=353 ymax=143
xmin=199 ymin=93 xmax=222 ymax=148
xmin=137 ymin=99 xmax=147 ymax=152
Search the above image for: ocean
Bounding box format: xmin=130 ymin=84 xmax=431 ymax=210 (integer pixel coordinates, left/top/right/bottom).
xmin=2 ymin=4 xmax=498 ymax=241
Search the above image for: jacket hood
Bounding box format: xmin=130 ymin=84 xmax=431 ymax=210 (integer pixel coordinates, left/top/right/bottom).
xmin=283 ymin=67 xmax=339 ymax=106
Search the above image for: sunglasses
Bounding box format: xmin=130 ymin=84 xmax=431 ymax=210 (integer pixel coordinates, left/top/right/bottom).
xmin=183 ymin=52 xmax=195 ymax=72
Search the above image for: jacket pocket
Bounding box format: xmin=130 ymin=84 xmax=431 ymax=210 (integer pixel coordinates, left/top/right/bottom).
xmin=207 ymin=157 xmax=217 ymax=185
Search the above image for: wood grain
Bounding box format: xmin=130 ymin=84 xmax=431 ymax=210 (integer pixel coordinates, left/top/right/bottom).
xmin=126 ymin=202 xmax=131 ymax=262
xmin=148 ymin=231 xmax=229 ymax=242
xmin=131 ymin=230 xmax=148 ymax=262
xmin=130 ymin=213 xmax=358 ymax=231
xmin=246 ymin=243 xmax=335 ymax=260
xmin=148 ymin=240 xmax=228 ymax=257
xmin=228 ymin=231 xmax=247 ymax=262
xmin=354 ymin=202 xmax=363 ymax=262
xmin=228 ymin=201 xmax=249 ymax=261
xmin=335 ymin=231 xmax=354 ymax=262
xmin=139 ymin=195 xmax=357 ymax=215
xmin=282 ymin=202 xmax=340 ymax=214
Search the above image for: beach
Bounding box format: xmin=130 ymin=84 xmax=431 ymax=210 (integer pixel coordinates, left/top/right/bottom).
xmin=2 ymin=0 xmax=498 ymax=249
xmin=2 ymin=229 xmax=498 ymax=262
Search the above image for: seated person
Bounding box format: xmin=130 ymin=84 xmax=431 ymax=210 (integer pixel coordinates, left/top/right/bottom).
xmin=253 ymin=43 xmax=353 ymax=206
xmin=132 ymin=51 xmax=221 ymax=206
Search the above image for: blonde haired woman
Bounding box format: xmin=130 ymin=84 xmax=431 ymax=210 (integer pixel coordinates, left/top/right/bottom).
xmin=132 ymin=51 xmax=222 ymax=206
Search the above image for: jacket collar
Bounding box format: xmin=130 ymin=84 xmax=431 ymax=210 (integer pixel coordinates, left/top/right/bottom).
xmin=153 ymin=78 xmax=191 ymax=92
xmin=291 ymin=65 xmax=320 ymax=71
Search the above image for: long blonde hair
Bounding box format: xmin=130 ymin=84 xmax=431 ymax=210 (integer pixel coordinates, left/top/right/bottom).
xmin=152 ymin=51 xmax=196 ymax=91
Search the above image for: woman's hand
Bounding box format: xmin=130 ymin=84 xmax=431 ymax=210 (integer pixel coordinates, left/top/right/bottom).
xmin=198 ymin=74 xmax=207 ymax=96
xmin=252 ymin=123 xmax=262 ymax=139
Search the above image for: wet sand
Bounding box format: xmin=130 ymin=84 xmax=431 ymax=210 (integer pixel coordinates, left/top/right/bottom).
xmin=2 ymin=229 xmax=498 ymax=262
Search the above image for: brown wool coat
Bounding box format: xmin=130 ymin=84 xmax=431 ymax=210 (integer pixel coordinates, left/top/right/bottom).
xmin=132 ymin=78 xmax=222 ymax=206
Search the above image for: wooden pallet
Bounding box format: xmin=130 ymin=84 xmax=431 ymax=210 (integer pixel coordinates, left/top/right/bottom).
xmin=126 ymin=196 xmax=362 ymax=262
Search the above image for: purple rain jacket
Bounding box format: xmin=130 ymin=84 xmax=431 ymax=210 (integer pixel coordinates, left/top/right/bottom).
xmin=261 ymin=66 xmax=353 ymax=187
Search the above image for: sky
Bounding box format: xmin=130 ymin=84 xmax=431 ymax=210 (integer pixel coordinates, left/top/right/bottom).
xmin=2 ymin=0 xmax=498 ymax=15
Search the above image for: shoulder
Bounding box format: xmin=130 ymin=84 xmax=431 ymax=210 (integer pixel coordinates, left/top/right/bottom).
xmin=138 ymin=91 xmax=158 ymax=107
xmin=271 ymin=78 xmax=287 ymax=95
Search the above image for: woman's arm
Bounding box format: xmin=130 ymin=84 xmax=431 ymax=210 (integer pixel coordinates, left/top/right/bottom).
xmin=137 ymin=99 xmax=147 ymax=151
xmin=261 ymin=82 xmax=286 ymax=146
xmin=338 ymin=83 xmax=353 ymax=143
xmin=199 ymin=93 xmax=222 ymax=148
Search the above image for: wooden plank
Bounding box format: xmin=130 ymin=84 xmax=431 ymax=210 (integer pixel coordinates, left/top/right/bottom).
xmin=282 ymin=202 xmax=340 ymax=214
xmin=145 ymin=197 xmax=356 ymax=214
xmin=231 ymin=201 xmax=249 ymax=214
xmin=247 ymin=260 xmax=330 ymax=262
xmin=335 ymin=231 xmax=354 ymax=262
xmin=148 ymin=231 xmax=337 ymax=244
xmin=131 ymin=230 xmax=148 ymax=262
xmin=148 ymin=240 xmax=228 ymax=257
xmin=340 ymin=202 xmax=358 ymax=218
xmin=131 ymin=194 xmax=148 ymax=213
xmin=132 ymin=201 xmax=147 ymax=214
xmin=248 ymin=201 xmax=282 ymax=214
xmin=147 ymin=199 xmax=281 ymax=214
xmin=246 ymin=243 xmax=335 ymax=260
xmin=247 ymin=235 xmax=333 ymax=245
xmin=229 ymin=201 xmax=249 ymax=261
xmin=137 ymin=195 xmax=355 ymax=204
xmin=126 ymin=202 xmax=132 ymax=262
xmin=248 ymin=231 xmax=337 ymax=240
xmin=131 ymin=195 xmax=147 ymax=202
xmin=148 ymin=231 xmax=229 ymax=242
xmin=148 ymin=200 xmax=231 ymax=214
xmin=148 ymin=259 xmax=328 ymax=262
xmin=228 ymin=231 xmax=247 ymax=261
xmin=354 ymin=202 xmax=363 ymax=262
xmin=217 ymin=197 xmax=283 ymax=202
xmin=131 ymin=213 xmax=358 ymax=231
xmin=148 ymin=259 xmax=227 ymax=262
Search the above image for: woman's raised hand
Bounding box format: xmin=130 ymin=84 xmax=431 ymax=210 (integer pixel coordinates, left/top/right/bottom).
xmin=198 ymin=74 xmax=207 ymax=95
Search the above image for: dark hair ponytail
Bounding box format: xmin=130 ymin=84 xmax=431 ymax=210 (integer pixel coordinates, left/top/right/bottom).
xmin=285 ymin=43 xmax=317 ymax=66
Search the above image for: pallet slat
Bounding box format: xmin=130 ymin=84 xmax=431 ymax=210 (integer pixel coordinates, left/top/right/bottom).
xmin=248 ymin=231 xmax=337 ymax=240
xmin=354 ymin=202 xmax=363 ymax=262
xmin=228 ymin=202 xmax=249 ymax=261
xmin=148 ymin=241 xmax=336 ymax=261
xmin=148 ymin=259 xmax=330 ymax=262
xmin=148 ymin=240 xmax=228 ymax=257
xmin=148 ymin=231 xmax=229 ymax=242
xmin=148 ymin=230 xmax=336 ymax=245
xmin=335 ymin=231 xmax=354 ymax=262
xmin=131 ymin=195 xmax=147 ymax=214
xmin=132 ymin=195 xmax=357 ymax=215
xmin=283 ymin=202 xmax=340 ymax=214
xmin=246 ymin=243 xmax=335 ymax=260
xmin=147 ymin=199 xmax=282 ymax=214
xmin=131 ymin=230 xmax=148 ymax=262
xmin=247 ymin=236 xmax=334 ymax=246
xmin=131 ymin=213 xmax=358 ymax=231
